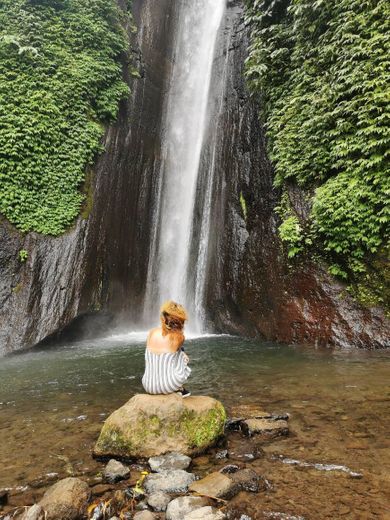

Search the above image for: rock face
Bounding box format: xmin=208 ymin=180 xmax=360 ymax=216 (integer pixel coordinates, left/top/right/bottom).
xmin=94 ymin=394 xmax=226 ymax=458
xmin=39 ymin=477 xmax=90 ymax=520
xmin=0 ymin=0 xmax=388 ymax=354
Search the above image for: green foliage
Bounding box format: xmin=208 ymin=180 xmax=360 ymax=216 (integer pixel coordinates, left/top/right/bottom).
xmin=240 ymin=191 xmax=248 ymax=221
xmin=18 ymin=249 xmax=28 ymax=262
xmin=0 ymin=0 xmax=132 ymax=235
xmin=245 ymin=0 xmax=390 ymax=281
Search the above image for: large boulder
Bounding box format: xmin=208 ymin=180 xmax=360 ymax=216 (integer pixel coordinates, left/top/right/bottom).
xmin=94 ymin=394 xmax=226 ymax=458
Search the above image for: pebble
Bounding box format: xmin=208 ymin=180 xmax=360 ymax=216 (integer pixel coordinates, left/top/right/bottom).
xmin=189 ymin=472 xmax=239 ymax=500
xmin=144 ymin=470 xmax=195 ymax=494
xmin=147 ymin=491 xmax=171 ymax=512
xmin=133 ymin=512 xmax=156 ymax=520
xmin=103 ymin=459 xmax=130 ymax=483
xmin=166 ymin=496 xmax=211 ymax=520
xmin=148 ymin=452 xmax=191 ymax=472
xmin=230 ymin=469 xmax=263 ymax=493
xmin=184 ymin=506 xmax=226 ymax=519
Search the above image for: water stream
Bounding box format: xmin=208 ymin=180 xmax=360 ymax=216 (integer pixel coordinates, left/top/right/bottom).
xmin=143 ymin=0 xmax=225 ymax=332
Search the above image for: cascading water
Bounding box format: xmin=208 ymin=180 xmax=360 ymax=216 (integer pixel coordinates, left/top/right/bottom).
xmin=143 ymin=0 xmax=226 ymax=332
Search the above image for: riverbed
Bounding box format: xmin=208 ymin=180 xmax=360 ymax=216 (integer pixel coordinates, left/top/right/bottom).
xmin=0 ymin=334 xmax=389 ymax=518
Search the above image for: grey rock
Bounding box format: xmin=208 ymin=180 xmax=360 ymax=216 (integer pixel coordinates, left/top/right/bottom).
xmin=20 ymin=505 xmax=45 ymax=520
xmin=166 ymin=496 xmax=212 ymax=520
xmin=133 ymin=512 xmax=156 ymax=520
xmin=144 ymin=470 xmax=195 ymax=494
xmin=148 ymin=452 xmax=191 ymax=472
xmin=184 ymin=506 xmax=226 ymax=519
xmin=103 ymin=459 xmax=130 ymax=483
xmin=147 ymin=491 xmax=171 ymax=512
xmin=39 ymin=477 xmax=90 ymax=520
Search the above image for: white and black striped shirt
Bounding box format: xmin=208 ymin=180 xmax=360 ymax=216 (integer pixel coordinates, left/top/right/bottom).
xmin=142 ymin=349 xmax=191 ymax=394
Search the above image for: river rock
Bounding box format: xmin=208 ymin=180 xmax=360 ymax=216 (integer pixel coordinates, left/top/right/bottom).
xmin=241 ymin=418 xmax=289 ymax=438
xmin=184 ymin=506 xmax=226 ymax=519
xmin=94 ymin=394 xmax=226 ymax=458
xmin=39 ymin=477 xmax=90 ymax=520
xmin=147 ymin=491 xmax=171 ymax=512
xmin=133 ymin=512 xmax=156 ymax=520
xmin=149 ymin=452 xmax=191 ymax=472
xmin=229 ymin=469 xmax=263 ymax=492
xmin=20 ymin=505 xmax=45 ymax=520
xmin=189 ymin=472 xmax=238 ymax=499
xmin=144 ymin=469 xmax=195 ymax=494
xmin=166 ymin=496 xmax=212 ymax=520
xmin=103 ymin=459 xmax=130 ymax=482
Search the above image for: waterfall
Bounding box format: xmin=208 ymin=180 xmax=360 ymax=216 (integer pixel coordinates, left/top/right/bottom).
xmin=143 ymin=0 xmax=226 ymax=332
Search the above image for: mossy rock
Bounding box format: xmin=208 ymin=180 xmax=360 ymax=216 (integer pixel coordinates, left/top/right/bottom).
xmin=93 ymin=394 xmax=227 ymax=459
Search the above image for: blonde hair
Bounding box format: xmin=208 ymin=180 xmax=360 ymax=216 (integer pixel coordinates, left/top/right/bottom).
xmin=160 ymin=300 xmax=188 ymax=336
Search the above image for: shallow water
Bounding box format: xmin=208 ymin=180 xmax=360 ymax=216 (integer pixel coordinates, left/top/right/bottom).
xmin=0 ymin=334 xmax=389 ymax=517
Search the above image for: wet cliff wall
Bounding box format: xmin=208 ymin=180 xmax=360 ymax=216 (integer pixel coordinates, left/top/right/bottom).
xmin=0 ymin=0 xmax=389 ymax=354
xmin=198 ymin=1 xmax=390 ymax=348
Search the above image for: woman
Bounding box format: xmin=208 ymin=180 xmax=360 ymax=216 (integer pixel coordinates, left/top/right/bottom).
xmin=142 ymin=300 xmax=191 ymax=397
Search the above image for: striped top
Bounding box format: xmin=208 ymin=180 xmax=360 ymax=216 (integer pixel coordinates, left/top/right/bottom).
xmin=142 ymin=348 xmax=191 ymax=394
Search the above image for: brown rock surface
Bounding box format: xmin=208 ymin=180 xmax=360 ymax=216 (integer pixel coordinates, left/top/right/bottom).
xmin=39 ymin=477 xmax=90 ymax=520
xmin=189 ymin=472 xmax=238 ymax=500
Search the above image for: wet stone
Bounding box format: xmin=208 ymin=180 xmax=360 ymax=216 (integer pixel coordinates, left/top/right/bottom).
xmin=220 ymin=464 xmax=240 ymax=474
xmin=103 ymin=459 xmax=130 ymax=483
xmin=189 ymin=472 xmax=239 ymax=500
xmin=147 ymin=491 xmax=171 ymax=512
xmin=215 ymin=449 xmax=228 ymax=460
xmin=184 ymin=506 xmax=226 ymax=519
xmin=144 ymin=470 xmax=195 ymax=494
xmin=166 ymin=496 xmax=212 ymax=520
xmin=229 ymin=469 xmax=264 ymax=493
xmin=241 ymin=418 xmax=289 ymax=439
xmin=227 ymin=436 xmax=265 ymax=462
xmin=148 ymin=452 xmax=191 ymax=472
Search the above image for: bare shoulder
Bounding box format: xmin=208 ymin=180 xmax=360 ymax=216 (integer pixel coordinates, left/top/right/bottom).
xmin=147 ymin=327 xmax=161 ymax=343
xmin=170 ymin=332 xmax=185 ymax=351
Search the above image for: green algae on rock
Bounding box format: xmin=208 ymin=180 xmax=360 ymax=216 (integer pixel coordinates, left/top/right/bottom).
xmin=93 ymin=394 xmax=227 ymax=459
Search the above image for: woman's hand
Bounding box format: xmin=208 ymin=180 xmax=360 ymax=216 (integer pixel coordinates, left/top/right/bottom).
xmin=183 ymin=352 xmax=190 ymax=364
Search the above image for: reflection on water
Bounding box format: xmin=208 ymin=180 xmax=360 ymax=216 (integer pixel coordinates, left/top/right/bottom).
xmin=0 ymin=334 xmax=389 ymax=504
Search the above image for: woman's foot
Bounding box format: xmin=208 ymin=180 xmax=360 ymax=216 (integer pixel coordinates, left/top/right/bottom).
xmin=176 ymin=388 xmax=191 ymax=398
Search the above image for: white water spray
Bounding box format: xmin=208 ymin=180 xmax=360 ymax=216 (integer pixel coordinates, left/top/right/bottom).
xmin=143 ymin=0 xmax=225 ymax=331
